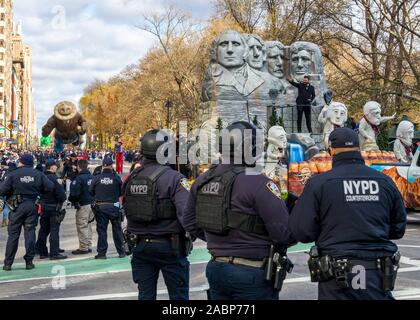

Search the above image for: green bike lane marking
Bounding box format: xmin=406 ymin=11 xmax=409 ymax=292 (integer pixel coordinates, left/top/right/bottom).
xmin=0 ymin=243 xmax=313 ymax=283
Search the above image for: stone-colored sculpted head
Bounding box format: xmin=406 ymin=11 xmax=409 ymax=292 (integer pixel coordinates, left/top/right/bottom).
xmin=268 ymin=126 xmax=288 ymax=150
xmin=214 ymin=30 xmax=248 ymax=69
xmin=396 ymin=120 xmax=415 ymax=146
xmin=246 ymin=34 xmax=266 ymax=70
xmin=54 ymin=101 xmax=77 ymax=121
xmin=327 ymin=102 xmax=348 ymax=127
xmin=363 ymin=101 xmax=382 ymax=126
xmin=266 ymin=41 xmax=285 ymax=79
xmin=289 ymin=42 xmax=323 ymax=82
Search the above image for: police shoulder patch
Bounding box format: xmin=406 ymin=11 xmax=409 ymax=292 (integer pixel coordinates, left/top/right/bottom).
xmin=265 ymin=181 xmax=281 ymax=199
xmin=72 ymin=180 xmax=77 ymax=185
xmin=180 ymin=178 xmax=191 ymax=191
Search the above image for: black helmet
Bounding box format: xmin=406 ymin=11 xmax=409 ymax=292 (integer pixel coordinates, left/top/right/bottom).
xmin=219 ymin=121 xmax=260 ymax=165
xmin=140 ymin=129 xmax=174 ymax=161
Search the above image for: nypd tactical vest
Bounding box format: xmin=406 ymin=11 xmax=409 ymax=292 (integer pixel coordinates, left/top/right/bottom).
xmin=195 ymin=166 xmax=267 ymax=235
xmin=123 ymin=166 xmax=176 ymax=223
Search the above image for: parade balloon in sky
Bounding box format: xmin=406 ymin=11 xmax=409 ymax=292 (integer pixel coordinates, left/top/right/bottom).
xmin=41 ymin=101 xmax=87 ymax=153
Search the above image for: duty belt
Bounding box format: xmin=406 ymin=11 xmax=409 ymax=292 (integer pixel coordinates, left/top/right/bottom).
xmin=96 ymin=201 xmax=114 ymax=205
xmin=136 ymin=236 xmax=172 ymax=244
xmin=332 ymin=258 xmax=381 ymax=270
xmin=213 ymin=256 xmax=265 ymax=269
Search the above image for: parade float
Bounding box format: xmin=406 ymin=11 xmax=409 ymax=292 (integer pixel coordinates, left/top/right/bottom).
xmin=198 ymin=30 xmax=420 ymax=210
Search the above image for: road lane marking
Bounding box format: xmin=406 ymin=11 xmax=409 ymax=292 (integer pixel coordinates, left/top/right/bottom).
xmin=51 ymin=284 xmax=420 ymax=301
xmin=6 ymin=244 xmax=420 ymax=285
xmin=0 ymin=243 xmax=314 ymax=283
xmin=400 ymin=256 xmax=420 ymax=267
xmin=53 ymin=285 xmax=210 ymax=300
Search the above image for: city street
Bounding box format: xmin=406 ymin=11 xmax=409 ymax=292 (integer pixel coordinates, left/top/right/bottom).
xmin=0 ymin=162 xmax=419 ymax=300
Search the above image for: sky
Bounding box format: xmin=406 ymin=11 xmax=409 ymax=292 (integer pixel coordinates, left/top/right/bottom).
xmin=13 ymin=0 xmax=212 ymax=133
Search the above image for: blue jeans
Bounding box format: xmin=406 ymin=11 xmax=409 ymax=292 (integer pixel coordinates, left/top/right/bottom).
xmin=4 ymin=202 xmax=38 ymax=266
xmin=318 ymin=270 xmax=395 ymax=300
xmin=2 ymin=205 xmax=9 ymax=221
xmin=131 ymin=241 xmax=190 ymax=300
xmin=206 ymin=260 xmax=279 ymax=300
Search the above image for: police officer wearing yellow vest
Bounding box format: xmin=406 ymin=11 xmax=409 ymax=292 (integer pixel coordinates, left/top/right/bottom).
xmin=122 ymin=129 xmax=191 ymax=300
xmin=290 ymin=128 xmax=407 ymax=300
xmin=183 ymin=121 xmax=294 ymax=300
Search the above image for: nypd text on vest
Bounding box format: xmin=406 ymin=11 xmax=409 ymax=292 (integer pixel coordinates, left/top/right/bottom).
xmin=20 ymin=176 xmax=35 ymax=183
xmin=343 ymin=180 xmax=379 ymax=202
xmin=130 ymin=184 xmax=148 ymax=195
xmin=202 ymin=182 xmax=220 ymax=195
xmin=100 ymin=178 xmax=113 ymax=185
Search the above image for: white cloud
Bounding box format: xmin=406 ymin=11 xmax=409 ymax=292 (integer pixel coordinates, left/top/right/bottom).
xmin=13 ymin=0 xmax=212 ymax=134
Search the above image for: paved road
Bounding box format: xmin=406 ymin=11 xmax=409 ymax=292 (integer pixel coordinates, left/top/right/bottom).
xmin=0 ymin=161 xmax=419 ymax=300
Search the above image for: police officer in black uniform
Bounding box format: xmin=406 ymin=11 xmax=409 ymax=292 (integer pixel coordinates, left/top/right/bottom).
xmin=35 ymin=159 xmax=67 ymax=260
xmin=122 ymin=129 xmax=191 ymax=300
xmin=69 ymin=159 xmax=95 ymax=255
xmin=183 ymin=121 xmax=294 ymax=300
xmin=0 ymin=154 xmax=54 ymax=271
xmin=89 ymin=157 xmax=125 ymax=259
xmin=290 ymin=128 xmax=407 ymax=300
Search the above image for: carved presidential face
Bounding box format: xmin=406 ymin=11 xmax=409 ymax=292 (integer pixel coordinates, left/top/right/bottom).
xmin=268 ymin=126 xmax=287 ymax=158
xmin=366 ymin=106 xmax=382 ymax=126
xmin=267 ymin=46 xmax=284 ymax=79
xmin=217 ymin=32 xmax=247 ymax=69
xmin=247 ymin=36 xmax=265 ymax=70
xmin=397 ymin=121 xmax=415 ymax=145
xmin=327 ymin=103 xmax=348 ymax=127
xmin=290 ymin=49 xmax=312 ymax=81
xmin=404 ymin=128 xmax=415 ymax=145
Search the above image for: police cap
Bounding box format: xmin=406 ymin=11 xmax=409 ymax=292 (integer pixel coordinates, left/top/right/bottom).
xmin=19 ymin=154 xmax=34 ymax=166
xmin=103 ymin=157 xmax=114 ymax=166
xmin=329 ymin=127 xmax=360 ymax=149
xmin=45 ymin=159 xmax=59 ymax=169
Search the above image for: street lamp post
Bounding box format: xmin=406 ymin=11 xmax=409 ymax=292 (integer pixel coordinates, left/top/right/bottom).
xmin=165 ymin=100 xmax=173 ymax=129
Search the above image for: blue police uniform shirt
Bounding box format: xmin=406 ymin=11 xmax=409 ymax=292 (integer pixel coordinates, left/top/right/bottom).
xmin=183 ymin=164 xmax=293 ymax=260
xmin=89 ymin=168 xmax=122 ymax=203
xmin=123 ymin=159 xmax=190 ymax=236
xmin=41 ymin=171 xmax=67 ymax=205
xmin=289 ymin=151 xmax=407 ymax=260
xmin=69 ymin=169 xmax=94 ymax=206
xmin=0 ymin=165 xmax=54 ymax=200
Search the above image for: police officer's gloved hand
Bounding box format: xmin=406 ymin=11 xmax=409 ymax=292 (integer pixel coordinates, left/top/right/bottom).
xmin=74 ymin=202 xmax=81 ymax=210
